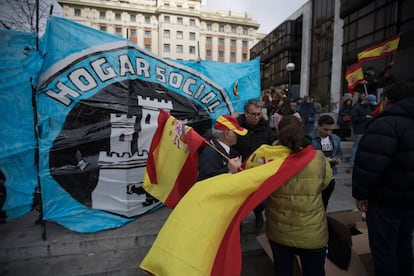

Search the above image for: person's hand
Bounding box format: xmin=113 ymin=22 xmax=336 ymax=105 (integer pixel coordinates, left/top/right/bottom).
xmin=328 ymin=157 xmax=341 ymax=165
xmin=227 ymin=157 xmax=242 ymax=173
xmin=356 ymin=199 xmax=368 ymax=213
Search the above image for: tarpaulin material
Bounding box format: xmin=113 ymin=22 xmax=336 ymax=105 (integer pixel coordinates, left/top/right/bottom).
xmin=0 ymin=16 xmax=260 ymax=232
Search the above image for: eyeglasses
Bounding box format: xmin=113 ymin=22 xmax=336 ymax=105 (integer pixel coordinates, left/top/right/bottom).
xmin=246 ymin=111 xmax=261 ymax=117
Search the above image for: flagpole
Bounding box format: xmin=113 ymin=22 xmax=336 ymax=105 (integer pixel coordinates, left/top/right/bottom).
xmin=202 ymin=139 xmax=231 ymax=161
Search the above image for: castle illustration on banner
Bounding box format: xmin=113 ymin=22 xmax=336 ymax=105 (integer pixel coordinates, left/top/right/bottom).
xmin=92 ymin=95 xmax=173 ymax=217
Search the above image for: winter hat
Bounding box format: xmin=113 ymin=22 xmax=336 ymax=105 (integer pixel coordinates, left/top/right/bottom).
xmin=365 ymin=94 xmax=377 ymax=105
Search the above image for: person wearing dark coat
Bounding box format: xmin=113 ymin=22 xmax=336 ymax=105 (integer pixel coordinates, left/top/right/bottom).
xmin=233 ymin=99 xmax=275 ymax=228
xmin=337 ymin=98 xmax=353 ymax=140
xmin=299 ymin=96 xmax=317 ymax=137
xmin=197 ymin=115 xmax=247 ymax=181
xmin=349 ymin=94 xmax=373 ymax=165
xmin=352 ymin=81 xmax=414 ymax=276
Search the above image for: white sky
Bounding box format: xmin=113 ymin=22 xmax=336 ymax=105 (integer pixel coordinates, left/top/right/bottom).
xmin=202 ymin=0 xmax=308 ymax=34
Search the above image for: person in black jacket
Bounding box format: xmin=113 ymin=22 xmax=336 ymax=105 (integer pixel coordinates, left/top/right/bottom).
xmin=352 ymin=81 xmax=414 ymax=276
xmin=197 ymin=115 xmax=247 ymax=181
xmin=233 ymin=99 xmax=275 ymax=228
xmin=349 ymin=94 xmax=374 ymax=165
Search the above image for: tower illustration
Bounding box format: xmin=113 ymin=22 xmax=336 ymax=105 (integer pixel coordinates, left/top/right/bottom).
xmin=92 ymin=95 xmax=173 ymax=217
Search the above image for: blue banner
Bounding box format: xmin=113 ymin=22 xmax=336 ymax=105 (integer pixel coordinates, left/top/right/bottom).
xmin=0 ymin=16 xmax=260 ymax=232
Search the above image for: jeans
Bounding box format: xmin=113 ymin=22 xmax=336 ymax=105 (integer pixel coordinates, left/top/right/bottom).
xmin=269 ymin=240 xmax=327 ymax=276
xmin=350 ymin=133 xmax=363 ymax=164
xmin=366 ymin=203 xmax=414 ymax=276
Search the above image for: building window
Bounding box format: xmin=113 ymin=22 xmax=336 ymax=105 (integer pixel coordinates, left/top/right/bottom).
xmin=219 ymin=25 xmax=224 ymax=32
xmin=115 ymin=28 xmax=122 ymax=37
xmin=231 ymin=52 xmax=236 ymax=59
xmin=144 ymin=30 xmax=151 ymax=38
xmin=189 ymin=46 xmax=196 ymax=54
xmin=164 ymin=29 xmax=170 ymax=38
xmin=163 ymin=44 xmax=170 ymax=52
xmin=190 ymin=19 xmax=195 ymax=26
xmin=242 ymin=40 xmax=248 ymax=48
xmin=177 ymin=45 xmax=183 ymax=53
xmin=207 ymin=23 xmax=212 ymax=31
xmin=145 ymin=44 xmax=151 ymax=51
xmin=100 ymin=11 xmax=106 ymax=19
xmin=231 ymin=26 xmax=236 ymax=34
xmin=218 ymin=51 xmax=224 ymax=58
xmin=115 ymin=13 xmax=121 ymax=21
xmin=144 ymin=16 xmax=151 ymax=24
xmin=176 ymin=31 xmax=183 ymax=39
xmin=177 ymin=17 xmax=183 ymax=25
xmin=189 ymin=32 xmax=195 ymax=40
xmin=129 ymin=29 xmax=136 ymax=37
xmin=100 ymin=26 xmax=107 ymax=32
xmin=242 ymin=53 xmax=247 ymax=61
xmin=164 ymin=16 xmax=170 ymax=23
xmin=130 ymin=15 xmax=136 ymax=22
xmin=206 ymin=37 xmax=212 ymax=44
xmin=177 ymin=4 xmax=182 ymax=8
xmin=74 ymin=8 xmax=81 ymax=17
xmin=189 ymin=6 xmax=194 ymax=9
xmin=219 ymin=38 xmax=224 ymax=45
xmin=243 ymin=28 xmax=248 ymax=35
xmin=230 ymin=39 xmax=236 ymax=47
xmin=206 ymin=50 xmax=212 ymax=57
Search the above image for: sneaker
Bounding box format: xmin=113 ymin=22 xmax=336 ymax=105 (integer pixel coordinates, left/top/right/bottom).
xmin=255 ymin=213 xmax=264 ymax=229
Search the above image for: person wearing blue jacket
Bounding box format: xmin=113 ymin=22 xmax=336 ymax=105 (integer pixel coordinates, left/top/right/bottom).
xmin=312 ymin=114 xmax=342 ymax=209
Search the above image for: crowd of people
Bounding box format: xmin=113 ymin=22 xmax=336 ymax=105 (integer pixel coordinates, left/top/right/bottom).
xmin=195 ymin=78 xmax=414 ymax=275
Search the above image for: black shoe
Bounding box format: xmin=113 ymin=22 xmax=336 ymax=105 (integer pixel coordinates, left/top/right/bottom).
xmin=255 ymin=213 xmax=264 ymax=229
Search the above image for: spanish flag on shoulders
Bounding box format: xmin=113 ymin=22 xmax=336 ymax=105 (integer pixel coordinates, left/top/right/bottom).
xmin=143 ymin=109 xmax=205 ymax=208
xmin=140 ymin=145 xmax=316 ymax=276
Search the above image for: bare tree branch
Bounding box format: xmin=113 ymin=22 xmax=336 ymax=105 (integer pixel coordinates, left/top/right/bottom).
xmin=0 ymin=0 xmax=62 ymax=33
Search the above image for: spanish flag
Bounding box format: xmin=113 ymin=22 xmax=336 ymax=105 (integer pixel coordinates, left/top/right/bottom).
xmin=345 ymin=63 xmax=364 ymax=92
xmin=140 ymin=145 xmax=317 ymax=276
xmin=143 ymin=109 xmax=205 ymax=208
xmin=357 ymin=34 xmax=400 ymax=63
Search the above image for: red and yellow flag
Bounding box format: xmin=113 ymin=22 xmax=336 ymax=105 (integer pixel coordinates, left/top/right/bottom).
xmin=345 ymin=63 xmax=364 ymax=92
xmin=140 ymin=145 xmax=317 ymax=276
xmin=143 ymin=109 xmax=205 ymax=208
xmin=357 ymin=34 xmax=400 ymax=63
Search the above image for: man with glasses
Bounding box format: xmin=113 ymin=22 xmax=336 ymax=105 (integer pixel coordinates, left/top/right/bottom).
xmin=234 ymin=99 xmax=275 ymax=228
xmin=312 ymin=114 xmax=342 ymax=209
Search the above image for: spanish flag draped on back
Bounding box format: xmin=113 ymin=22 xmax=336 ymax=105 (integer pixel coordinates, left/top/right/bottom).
xmin=143 ymin=109 xmax=205 ymax=208
xmin=140 ymin=145 xmax=317 ymax=276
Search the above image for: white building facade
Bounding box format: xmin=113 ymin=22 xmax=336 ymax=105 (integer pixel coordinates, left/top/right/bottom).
xmin=58 ymin=0 xmax=264 ymax=62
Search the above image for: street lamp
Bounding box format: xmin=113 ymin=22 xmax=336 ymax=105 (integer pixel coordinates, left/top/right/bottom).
xmin=286 ymin=62 xmax=295 ymax=100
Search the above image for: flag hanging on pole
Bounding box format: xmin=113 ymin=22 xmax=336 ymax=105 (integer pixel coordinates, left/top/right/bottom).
xmin=143 ymin=109 xmax=206 ymax=208
xmin=345 ymin=63 xmax=364 ymax=92
xmin=140 ymin=145 xmax=317 ymax=276
xmin=357 ymin=34 xmax=400 ymax=63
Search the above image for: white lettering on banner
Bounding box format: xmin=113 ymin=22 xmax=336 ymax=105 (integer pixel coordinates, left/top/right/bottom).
xmin=69 ymin=68 xmax=98 ymax=92
xmin=46 ymin=81 xmax=81 ymax=106
xmin=43 ymin=52 xmax=226 ymax=113
xmin=91 ymin=57 xmax=117 ymax=82
xmin=119 ymin=54 xmax=135 ymax=76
